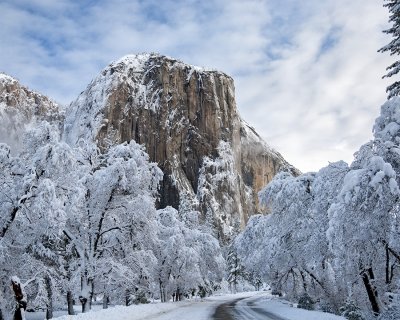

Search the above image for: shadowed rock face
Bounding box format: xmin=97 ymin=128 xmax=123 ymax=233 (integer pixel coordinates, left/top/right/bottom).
xmin=64 ymin=53 xmax=298 ymax=240
xmin=0 ymin=73 xmax=62 ymax=153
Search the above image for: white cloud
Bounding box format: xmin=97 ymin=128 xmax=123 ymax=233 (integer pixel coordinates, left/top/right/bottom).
xmin=0 ymin=0 xmax=395 ymax=172
xmin=234 ymin=0 xmax=393 ymax=172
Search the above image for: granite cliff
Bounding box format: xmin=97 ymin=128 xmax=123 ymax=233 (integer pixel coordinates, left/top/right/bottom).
xmin=0 ymin=73 xmax=62 ymax=152
xmin=63 ymin=54 xmax=298 ymax=238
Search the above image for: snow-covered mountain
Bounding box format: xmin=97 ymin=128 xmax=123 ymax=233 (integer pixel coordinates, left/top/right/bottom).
xmin=62 ymin=53 xmax=298 ymax=239
xmin=0 ymin=56 xmax=300 ymax=317
xmin=0 ymin=54 xmax=297 ymax=239
xmin=0 ymin=73 xmax=62 ymax=153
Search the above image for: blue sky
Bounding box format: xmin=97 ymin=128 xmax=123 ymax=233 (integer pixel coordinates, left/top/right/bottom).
xmin=0 ymin=0 xmax=394 ymax=172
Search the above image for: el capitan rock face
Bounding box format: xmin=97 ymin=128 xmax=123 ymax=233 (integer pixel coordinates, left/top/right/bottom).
xmin=63 ymin=53 xmax=298 ymax=239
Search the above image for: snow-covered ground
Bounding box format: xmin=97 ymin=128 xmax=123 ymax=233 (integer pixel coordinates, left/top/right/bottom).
xmin=26 ymin=292 xmax=345 ymax=320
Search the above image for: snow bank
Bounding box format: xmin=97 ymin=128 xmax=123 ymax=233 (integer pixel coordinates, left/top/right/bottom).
xmin=254 ymin=298 xmax=345 ymax=320
xmin=55 ymin=303 xmax=190 ymax=320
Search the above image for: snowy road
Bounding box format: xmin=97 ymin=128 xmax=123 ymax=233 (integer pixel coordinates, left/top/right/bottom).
xmin=27 ymin=292 xmax=345 ymax=320
xmin=213 ymin=294 xmax=346 ymax=320
xmin=213 ymin=295 xmax=286 ymax=320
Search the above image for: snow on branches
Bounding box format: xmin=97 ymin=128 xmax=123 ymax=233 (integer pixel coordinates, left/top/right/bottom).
xmin=0 ymin=120 xmax=225 ymax=318
xmin=235 ymin=98 xmax=400 ymax=316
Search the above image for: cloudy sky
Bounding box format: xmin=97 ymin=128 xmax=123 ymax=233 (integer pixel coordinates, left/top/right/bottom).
xmin=0 ymin=0 xmax=394 ymax=172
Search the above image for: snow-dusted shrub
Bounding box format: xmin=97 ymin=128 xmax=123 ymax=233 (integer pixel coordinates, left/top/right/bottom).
xmin=132 ymin=291 xmax=149 ymax=305
xmin=297 ymin=293 xmax=314 ymax=310
xmin=340 ymin=300 xmax=365 ymax=320
xmin=198 ymin=285 xmax=212 ymax=298
xmin=319 ymin=300 xmax=335 ymax=314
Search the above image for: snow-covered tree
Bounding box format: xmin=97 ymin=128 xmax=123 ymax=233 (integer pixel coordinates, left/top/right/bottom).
xmin=226 ymin=248 xmax=243 ymax=294
xmin=234 ymin=99 xmax=400 ymax=317
xmin=257 ymin=171 xmax=322 ymax=299
xmin=307 ymin=161 xmax=349 ymax=310
xmin=0 ymin=122 xmax=65 ymax=319
xmin=57 ymin=140 xmax=162 ymax=311
xmin=153 ymin=207 xmax=224 ymax=302
xmin=0 ymin=119 xmax=169 ymax=316
xmin=237 ymin=162 xmax=347 ymax=310
xmin=373 ymin=97 xmax=400 ymax=179
xmin=379 ymin=0 xmax=400 ymax=99
xmin=328 ymin=147 xmax=399 ymax=314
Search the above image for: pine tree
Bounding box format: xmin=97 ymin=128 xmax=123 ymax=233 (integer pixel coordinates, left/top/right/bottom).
xmin=379 ymin=0 xmax=400 ymax=99
xmin=226 ymin=248 xmax=243 ymax=294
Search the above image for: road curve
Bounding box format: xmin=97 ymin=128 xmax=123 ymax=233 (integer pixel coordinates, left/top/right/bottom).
xmin=213 ymin=298 xmax=244 ymax=320
xmin=213 ymin=295 xmax=287 ymax=320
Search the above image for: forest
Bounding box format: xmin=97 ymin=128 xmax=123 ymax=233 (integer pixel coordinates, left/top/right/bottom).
xmin=0 ymin=122 xmax=225 ymax=320
xmin=235 ymin=97 xmax=400 ymax=319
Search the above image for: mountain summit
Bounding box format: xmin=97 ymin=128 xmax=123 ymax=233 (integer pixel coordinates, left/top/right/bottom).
xmin=63 ymin=53 xmax=298 ymax=239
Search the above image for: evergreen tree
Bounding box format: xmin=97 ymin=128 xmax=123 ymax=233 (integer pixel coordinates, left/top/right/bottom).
xmin=379 ymin=0 xmax=400 ymax=99
xmin=340 ymin=300 xmax=365 ymax=320
xmin=226 ymin=248 xmax=243 ymax=294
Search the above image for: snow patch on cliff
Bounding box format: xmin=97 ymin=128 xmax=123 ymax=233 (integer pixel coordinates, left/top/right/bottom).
xmin=197 ymin=141 xmax=243 ymax=236
xmin=0 ymin=72 xmax=17 ymax=83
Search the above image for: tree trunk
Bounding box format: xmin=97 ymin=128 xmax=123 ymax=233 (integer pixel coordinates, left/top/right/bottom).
xmin=103 ymin=294 xmax=109 ymax=309
xmin=13 ymin=309 xmax=25 ymax=320
xmin=67 ymin=291 xmax=74 ymax=315
xmin=46 ymin=309 xmax=52 ymax=320
xmin=89 ymin=279 xmax=94 ymax=310
xmin=159 ymin=282 xmax=165 ymax=303
xmin=45 ymin=275 xmax=53 ymax=319
xmin=381 ymin=240 xmax=400 ymax=264
xmin=390 ymin=263 xmax=395 ymax=283
xmin=80 ymin=274 xmax=92 ymax=313
xmin=0 ymin=308 xmax=4 ymax=320
xmin=361 ymin=268 xmax=380 ymax=315
xmin=290 ymin=270 xmax=298 ymax=297
xmin=80 ymin=299 xmax=88 ymax=313
xmin=175 ymin=288 xmax=180 ymax=302
xmin=303 ymin=269 xmax=328 ymax=295
xmin=300 ymin=270 xmax=307 ymax=292
xmin=11 ymin=277 xmax=27 ymax=320
xmin=386 ymin=244 xmax=391 ymax=284
xmin=125 ymin=289 xmax=130 ymax=306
